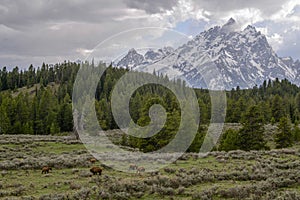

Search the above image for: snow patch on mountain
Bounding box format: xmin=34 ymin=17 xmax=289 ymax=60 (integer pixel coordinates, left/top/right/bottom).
xmin=116 ymin=18 xmax=300 ymax=90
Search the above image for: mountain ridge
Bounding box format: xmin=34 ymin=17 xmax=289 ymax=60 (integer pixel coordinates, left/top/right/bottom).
xmin=116 ymin=19 xmax=299 ymax=90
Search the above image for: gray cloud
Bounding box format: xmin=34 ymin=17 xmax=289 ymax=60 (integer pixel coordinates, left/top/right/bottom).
xmin=192 ymin=0 xmax=286 ymax=17
xmin=0 ymin=0 xmax=299 ymax=69
xmin=0 ymin=0 xmax=152 ymax=68
xmin=0 ymin=0 xmax=128 ymax=30
xmin=124 ymin=0 xmax=178 ymax=14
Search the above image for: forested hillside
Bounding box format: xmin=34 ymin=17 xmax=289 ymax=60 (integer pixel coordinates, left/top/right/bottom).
xmin=0 ymin=62 xmax=79 ymax=135
xmin=1 ymin=62 xmax=300 ymax=152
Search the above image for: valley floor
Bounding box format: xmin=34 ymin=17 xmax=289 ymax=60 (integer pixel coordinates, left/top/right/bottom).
xmin=0 ymin=134 xmax=300 ymax=199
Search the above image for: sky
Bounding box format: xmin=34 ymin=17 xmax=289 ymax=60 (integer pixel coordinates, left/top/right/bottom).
xmin=1 ymin=0 xmax=300 ymax=69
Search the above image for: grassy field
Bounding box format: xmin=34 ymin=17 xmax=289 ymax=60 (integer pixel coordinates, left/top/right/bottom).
xmin=10 ymin=83 xmax=60 ymax=98
xmin=1 ymin=134 xmax=300 ymax=199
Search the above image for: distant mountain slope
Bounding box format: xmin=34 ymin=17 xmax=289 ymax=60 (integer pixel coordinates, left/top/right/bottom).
xmin=116 ymin=18 xmax=299 ymax=90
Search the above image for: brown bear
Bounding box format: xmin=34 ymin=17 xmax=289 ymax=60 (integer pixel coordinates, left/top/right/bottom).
xmin=42 ymin=166 xmax=52 ymax=174
xmin=137 ymin=166 xmax=145 ymax=173
xmin=89 ymin=158 xmax=97 ymax=163
xmin=90 ymin=166 xmax=102 ymax=175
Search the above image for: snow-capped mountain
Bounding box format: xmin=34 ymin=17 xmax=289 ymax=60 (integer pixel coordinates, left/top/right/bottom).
xmin=117 ymin=48 xmax=144 ymax=68
xmin=117 ymin=47 xmax=174 ymax=68
xmin=116 ymin=18 xmax=299 ymax=89
xmin=144 ymin=47 xmax=174 ymax=63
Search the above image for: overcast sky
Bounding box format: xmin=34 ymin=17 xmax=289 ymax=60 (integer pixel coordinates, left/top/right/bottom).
xmin=1 ymin=0 xmax=300 ymax=69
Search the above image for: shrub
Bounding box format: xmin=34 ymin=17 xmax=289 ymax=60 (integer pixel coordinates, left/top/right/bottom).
xmin=12 ymin=185 xmax=26 ymax=196
xmin=177 ymin=186 xmax=185 ymax=195
xmin=132 ymin=191 xmax=144 ymax=198
xmin=1 ymin=170 xmax=8 ymax=177
xmin=99 ymin=191 xmax=111 ymax=199
xmin=79 ymin=170 xmax=91 ymax=178
xmin=163 ymin=167 xmax=176 ymax=174
xmin=21 ymin=196 xmax=36 ymax=200
xmin=69 ymin=182 xmax=81 ymax=190
xmin=72 ymin=169 xmax=79 ymax=174
xmin=219 ymin=185 xmax=251 ymax=199
xmin=72 ymin=188 xmax=91 ymax=200
xmin=156 ymin=187 xmax=175 ymax=196
xmin=38 ymin=194 xmax=66 ymax=200
xmin=112 ymin=192 xmax=130 ymax=200
xmin=157 ymin=175 xmax=169 ymax=186
xmin=192 ymin=192 xmax=205 ymax=200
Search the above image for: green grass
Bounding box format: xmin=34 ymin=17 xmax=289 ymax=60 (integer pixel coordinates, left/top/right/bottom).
xmin=1 ymin=135 xmax=300 ymax=199
xmin=32 ymin=142 xmax=86 ymax=154
xmin=1 ymin=168 xmax=86 ymax=198
xmin=11 ymin=82 xmax=59 ymax=98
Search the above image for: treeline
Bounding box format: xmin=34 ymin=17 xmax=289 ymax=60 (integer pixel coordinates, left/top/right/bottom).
xmin=225 ymin=79 xmax=300 ymax=124
xmin=201 ymin=79 xmax=300 ymax=151
xmin=72 ymin=62 xmax=193 ymax=152
xmin=0 ymin=62 xmax=79 ymax=135
xmin=0 ymin=62 xmax=78 ymax=91
xmin=1 ymin=62 xmax=300 ymax=152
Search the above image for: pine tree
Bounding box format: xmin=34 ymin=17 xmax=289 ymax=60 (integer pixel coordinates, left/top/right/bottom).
xmin=59 ymin=94 xmax=73 ymax=132
xmin=271 ymin=95 xmax=285 ymax=122
xmin=219 ymin=129 xmax=239 ymax=151
xmin=293 ymin=124 xmax=300 ymax=142
xmin=295 ymin=92 xmax=300 ymax=111
xmin=275 ymin=117 xmax=293 ymax=148
xmin=23 ymin=122 xmax=34 ymax=135
xmin=12 ymin=121 xmax=22 ymax=134
xmin=198 ymin=99 xmax=209 ymax=124
xmin=50 ymin=122 xmax=60 ymax=134
xmin=0 ymin=106 xmax=10 ymax=134
xmin=237 ymin=105 xmax=267 ymax=150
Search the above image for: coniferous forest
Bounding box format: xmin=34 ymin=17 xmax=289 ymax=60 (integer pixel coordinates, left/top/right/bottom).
xmin=1 ymin=62 xmax=300 ymax=152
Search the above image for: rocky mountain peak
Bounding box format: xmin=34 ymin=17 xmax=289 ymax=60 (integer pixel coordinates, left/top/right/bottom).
xmin=223 ymin=18 xmax=236 ymax=27
xmin=116 ymin=20 xmax=299 ymax=90
xmin=128 ymin=48 xmax=137 ymax=54
xmin=116 ymin=48 xmax=144 ymax=68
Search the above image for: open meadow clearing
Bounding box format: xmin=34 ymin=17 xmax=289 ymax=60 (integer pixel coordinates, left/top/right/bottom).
xmin=1 ymin=134 xmax=300 ymax=199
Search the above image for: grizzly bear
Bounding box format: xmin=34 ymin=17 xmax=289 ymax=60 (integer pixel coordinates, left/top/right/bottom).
xmin=90 ymin=166 xmax=102 ymax=175
xmin=42 ymin=166 xmax=52 ymax=174
xmin=137 ymin=166 xmax=145 ymax=173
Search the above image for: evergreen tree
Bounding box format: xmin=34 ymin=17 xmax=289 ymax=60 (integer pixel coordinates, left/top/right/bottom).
xmin=293 ymin=124 xmax=300 ymax=142
xmin=0 ymin=105 xmax=10 ymax=134
xmin=50 ymin=122 xmax=60 ymax=134
xmin=23 ymin=122 xmax=34 ymax=135
xmin=187 ymin=126 xmax=207 ymax=152
xmin=271 ymin=95 xmax=285 ymax=122
xmin=295 ymin=92 xmax=300 ymax=111
xmin=198 ymin=99 xmax=209 ymax=124
xmin=237 ymin=105 xmax=267 ymax=150
xmin=2 ymin=61 xmax=300 ymax=143
xmin=219 ymin=129 xmax=239 ymax=151
xmin=58 ymin=94 xmax=73 ymax=132
xmin=275 ymin=117 xmax=293 ymax=148
xmin=12 ymin=121 xmax=22 ymax=134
